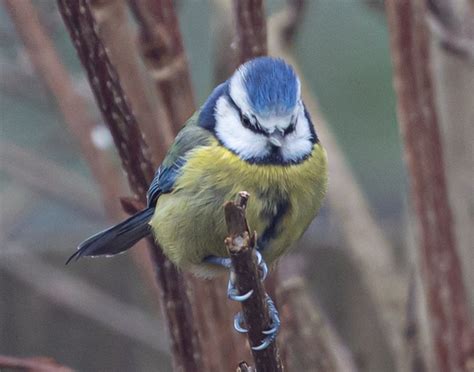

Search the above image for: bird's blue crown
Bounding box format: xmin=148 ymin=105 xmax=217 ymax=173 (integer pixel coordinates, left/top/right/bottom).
xmin=241 ymin=57 xmax=299 ymax=117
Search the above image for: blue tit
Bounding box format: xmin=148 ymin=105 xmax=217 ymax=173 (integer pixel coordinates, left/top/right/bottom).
xmin=68 ymin=57 xmax=328 ymax=349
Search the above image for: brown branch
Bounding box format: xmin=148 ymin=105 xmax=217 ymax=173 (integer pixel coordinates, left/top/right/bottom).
xmin=56 ymin=1 xmax=203 ymax=370
xmin=4 ymin=0 xmax=122 ymax=218
xmin=224 ymin=192 xmax=283 ymax=372
xmin=130 ymin=1 xmax=255 ymax=369
xmin=268 ymin=8 xmax=408 ymax=371
xmin=386 ymin=0 xmax=474 ymax=370
xmin=233 ymin=0 xmax=268 ymax=64
xmin=127 ymin=0 xmax=195 ymax=132
xmin=404 ymin=271 xmax=428 ymax=372
xmin=278 ymin=0 xmax=307 ymax=46
xmin=277 ymin=256 xmax=357 ymax=372
xmin=4 ymin=0 xmax=164 ymax=322
xmin=89 ymin=0 xmax=174 ymax=163
xmin=426 ymin=0 xmax=474 ymax=59
xmin=0 ymin=355 xmax=73 ymax=372
xmin=237 ymin=361 xmax=255 ymax=372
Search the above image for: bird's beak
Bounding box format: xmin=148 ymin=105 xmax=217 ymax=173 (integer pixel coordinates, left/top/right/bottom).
xmin=268 ymin=135 xmax=283 ymax=147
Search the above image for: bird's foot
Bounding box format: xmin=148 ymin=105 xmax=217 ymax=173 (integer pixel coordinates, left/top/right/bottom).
xmin=232 ymin=294 xmax=281 ymax=350
xmin=255 ymin=250 xmax=268 ymax=281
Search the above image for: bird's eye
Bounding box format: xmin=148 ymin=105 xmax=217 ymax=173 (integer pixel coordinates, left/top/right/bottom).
xmin=284 ymin=118 xmax=297 ymax=135
xmin=241 ymin=115 xmax=252 ymax=129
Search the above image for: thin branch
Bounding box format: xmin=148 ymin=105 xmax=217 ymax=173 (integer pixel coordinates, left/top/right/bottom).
xmin=129 ymin=1 xmax=253 ymax=369
xmin=0 ymin=355 xmax=73 ymax=372
xmin=224 ymin=192 xmax=283 ymax=372
xmin=4 ymin=0 xmax=122 ymax=218
xmin=426 ymin=0 xmax=474 ymax=59
xmin=89 ymin=0 xmax=175 ymax=163
xmin=386 ymin=0 xmax=474 ymax=370
xmin=56 ymin=1 xmax=203 ymax=369
xmin=233 ymin=0 xmax=267 ymax=64
xmin=277 ymin=256 xmax=358 ymax=372
xmin=127 ymin=0 xmax=195 ymax=132
xmin=4 ymin=0 xmax=163 ymax=317
xmin=404 ymin=271 xmax=428 ymax=372
xmin=0 ymin=141 xmax=103 ymax=219
xmin=268 ymin=8 xmax=408 ymax=371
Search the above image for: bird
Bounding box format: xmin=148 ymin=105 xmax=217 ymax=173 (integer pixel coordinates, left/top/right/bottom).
xmin=67 ymin=56 xmax=328 ymax=349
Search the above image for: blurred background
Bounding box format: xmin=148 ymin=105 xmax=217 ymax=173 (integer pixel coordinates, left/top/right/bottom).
xmin=0 ymin=1 xmax=455 ymax=371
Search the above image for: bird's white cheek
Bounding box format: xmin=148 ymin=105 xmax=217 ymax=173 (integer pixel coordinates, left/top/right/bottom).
xmin=280 ymin=111 xmax=313 ymax=162
xmin=214 ymin=97 xmax=270 ymax=160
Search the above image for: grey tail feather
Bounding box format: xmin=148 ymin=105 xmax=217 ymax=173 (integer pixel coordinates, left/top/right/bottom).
xmin=66 ymin=208 xmax=154 ymax=264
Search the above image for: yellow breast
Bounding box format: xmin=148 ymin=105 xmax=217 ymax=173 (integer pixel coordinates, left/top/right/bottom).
xmin=151 ymin=139 xmax=328 ymax=277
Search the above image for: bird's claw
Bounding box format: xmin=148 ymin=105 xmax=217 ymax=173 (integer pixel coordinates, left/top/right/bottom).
xmin=255 ymin=250 xmax=268 ymax=281
xmin=227 ymin=271 xmax=254 ymax=302
xmin=233 ymin=312 xmax=248 ymax=333
xmin=252 ymin=294 xmax=281 ymax=351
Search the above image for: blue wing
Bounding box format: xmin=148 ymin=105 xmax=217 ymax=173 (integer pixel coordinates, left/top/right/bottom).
xmin=146 ymin=113 xmax=213 ymax=207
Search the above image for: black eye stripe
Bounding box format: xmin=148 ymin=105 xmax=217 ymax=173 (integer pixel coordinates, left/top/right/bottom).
xmin=226 ymin=94 xmax=268 ymax=135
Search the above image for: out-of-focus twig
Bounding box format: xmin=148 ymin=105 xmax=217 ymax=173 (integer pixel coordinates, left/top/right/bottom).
xmin=225 ymin=192 xmax=283 ymax=372
xmin=268 ymin=7 xmax=408 ymax=371
xmin=129 ymin=1 xmax=251 ymax=370
xmin=278 ymin=0 xmax=307 ymax=46
xmin=404 ymin=271 xmax=427 ymax=372
xmin=0 ymin=355 xmax=73 ymax=372
xmin=386 ymin=0 xmax=474 ymax=370
xmin=233 ymin=0 xmax=267 ymax=64
xmin=89 ymin=0 xmax=174 ymax=163
xmin=426 ymin=0 xmax=474 ymax=318
xmin=426 ymin=0 xmax=474 ymax=59
xmin=4 ymin=0 xmax=122 ymax=218
xmin=127 ymin=0 xmax=195 ymax=132
xmin=277 ymin=256 xmax=357 ymax=372
xmin=4 ymin=0 xmax=162 ymax=316
xmin=0 ymin=141 xmax=103 ymax=219
xmin=56 ymin=1 xmax=203 ymax=370
xmin=0 ymin=246 xmax=168 ymax=354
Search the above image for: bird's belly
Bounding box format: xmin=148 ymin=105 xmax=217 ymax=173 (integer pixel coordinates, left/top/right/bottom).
xmin=150 ymin=143 xmax=327 ymax=277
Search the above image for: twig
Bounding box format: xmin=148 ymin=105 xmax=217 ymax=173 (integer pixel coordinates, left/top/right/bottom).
xmin=127 ymin=0 xmax=195 ymax=132
xmin=56 ymin=1 xmax=203 ymax=370
xmin=426 ymin=0 xmax=474 ymax=59
xmin=268 ymin=7 xmax=408 ymax=371
xmin=129 ymin=1 xmax=252 ymax=369
xmin=426 ymin=0 xmax=474 ymax=319
xmin=277 ymin=256 xmax=358 ymax=372
xmin=233 ymin=0 xmax=267 ymax=64
xmin=0 ymin=355 xmax=73 ymax=372
xmin=89 ymin=0 xmax=174 ymax=163
xmin=386 ymin=0 xmax=474 ymax=370
xmin=237 ymin=361 xmax=255 ymax=372
xmin=278 ymin=0 xmax=307 ymax=46
xmin=224 ymin=192 xmax=283 ymax=372
xmin=404 ymin=271 xmax=427 ymax=372
xmin=4 ymin=0 xmax=162 ymax=319
xmin=0 ymin=141 xmax=103 ymax=219
xmin=4 ymin=0 xmax=122 ymax=218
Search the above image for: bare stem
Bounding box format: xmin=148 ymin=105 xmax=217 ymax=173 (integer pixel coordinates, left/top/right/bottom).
xmin=127 ymin=0 xmax=195 ymax=132
xmin=386 ymin=0 xmax=474 ymax=370
xmin=0 ymin=354 xmax=73 ymax=372
xmin=233 ymin=0 xmax=268 ymax=64
xmin=56 ymin=1 xmax=203 ymax=369
xmin=224 ymin=192 xmax=283 ymax=372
